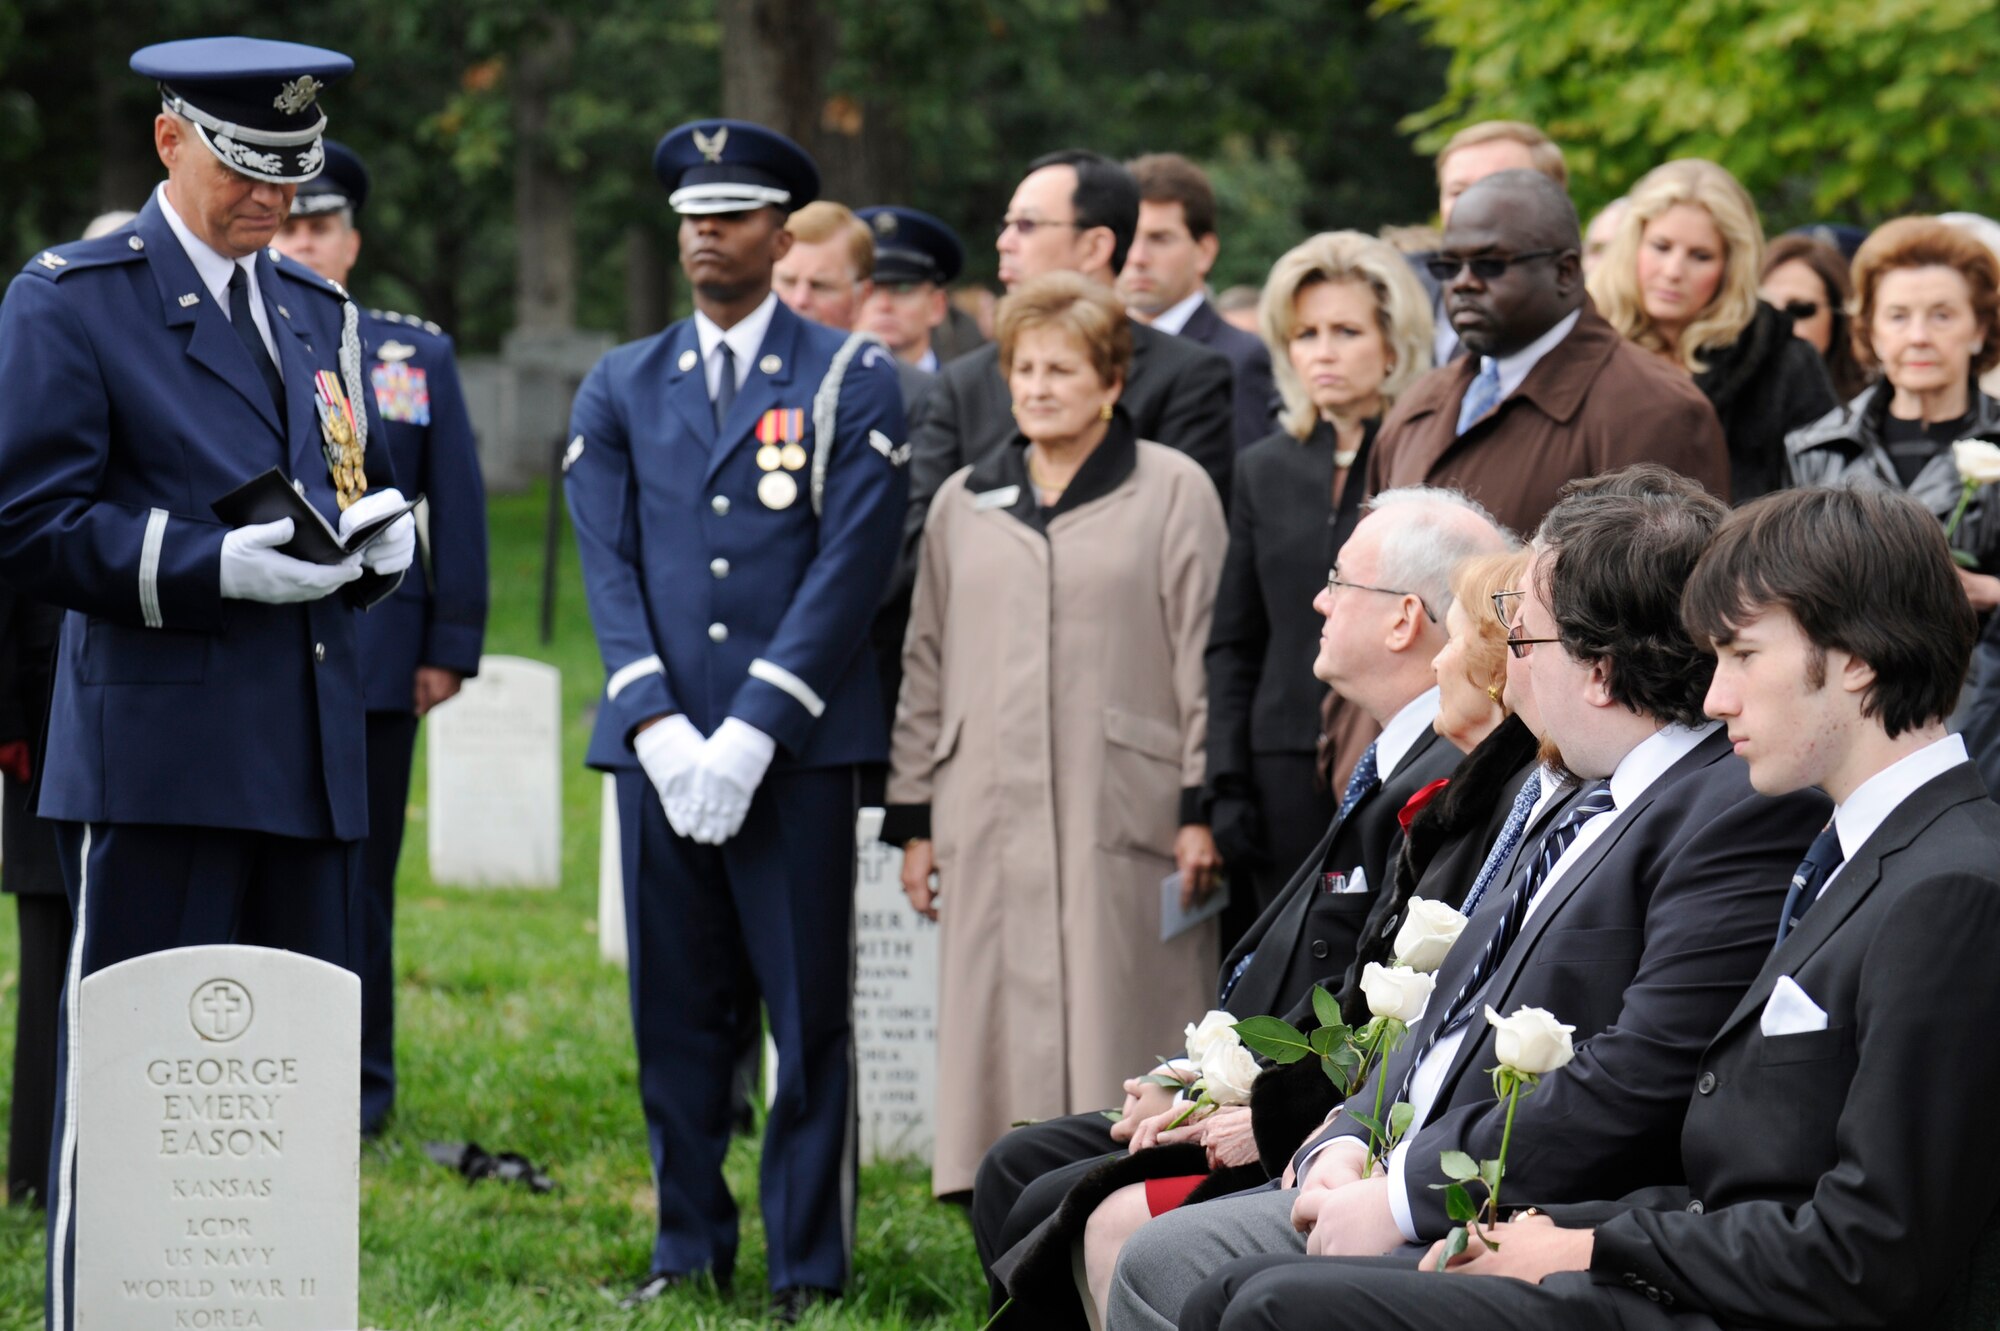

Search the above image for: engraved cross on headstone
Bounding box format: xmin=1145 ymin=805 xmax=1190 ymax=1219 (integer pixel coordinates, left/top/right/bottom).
xmin=203 ymin=984 xmax=244 ymax=1038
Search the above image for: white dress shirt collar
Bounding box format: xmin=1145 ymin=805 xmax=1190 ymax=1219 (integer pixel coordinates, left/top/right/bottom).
xmin=1482 ymin=306 xmax=1581 ymax=404
xmin=1148 ymin=290 xmax=1207 ymax=337
xmin=916 ymin=347 xmax=939 ymax=374
xmin=156 ymin=183 xmax=281 ymax=373
xmin=1831 ymin=733 xmax=1969 ymax=864
xmin=1375 ymin=686 xmax=1443 ymax=780
xmin=1607 ymin=719 xmax=1718 ymax=810
xmin=693 ymin=291 xmax=779 ymax=397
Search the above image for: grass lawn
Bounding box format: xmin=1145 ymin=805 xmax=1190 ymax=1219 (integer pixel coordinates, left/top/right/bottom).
xmin=0 ymin=485 xmax=984 ymax=1329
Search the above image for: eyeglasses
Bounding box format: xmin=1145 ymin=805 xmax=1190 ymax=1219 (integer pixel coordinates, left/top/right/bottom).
xmin=1491 ymin=591 xmax=1559 ymax=658
xmin=1425 ymin=248 xmax=1563 ymax=283
xmin=1328 ymin=569 xmax=1436 ymax=622
xmin=998 ymin=216 xmax=1083 ymax=239
xmin=1781 ymin=298 xmax=1821 ymax=321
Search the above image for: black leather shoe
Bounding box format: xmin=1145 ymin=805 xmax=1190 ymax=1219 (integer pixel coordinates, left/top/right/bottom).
xmin=617 ymin=1271 xmax=693 ymax=1310
xmin=770 ymin=1286 xmax=840 ymax=1324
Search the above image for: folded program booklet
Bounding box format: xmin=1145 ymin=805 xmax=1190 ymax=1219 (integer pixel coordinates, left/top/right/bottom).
xmin=211 ymin=468 xmax=423 ymax=566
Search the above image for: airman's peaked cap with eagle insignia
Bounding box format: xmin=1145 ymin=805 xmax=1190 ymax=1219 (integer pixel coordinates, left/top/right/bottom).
xmin=652 ymin=119 xmax=819 ymax=217
xmin=131 ymin=36 xmax=352 ymax=185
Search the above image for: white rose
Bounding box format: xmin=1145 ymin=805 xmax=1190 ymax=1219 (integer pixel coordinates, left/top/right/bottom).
xmin=1485 ymin=1004 xmax=1576 ymax=1076
xmin=1954 ymin=439 xmax=2000 ymax=485
xmin=1392 ymin=898 xmax=1468 ymax=973
xmin=1198 ymin=1037 xmax=1262 ymax=1106
xmin=1360 ymin=963 xmax=1435 ymax=1024
xmin=1184 ymin=1009 xmax=1240 ymax=1063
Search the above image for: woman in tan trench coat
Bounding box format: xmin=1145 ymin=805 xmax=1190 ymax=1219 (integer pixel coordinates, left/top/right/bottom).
xmin=884 ymin=274 xmax=1228 ymax=1197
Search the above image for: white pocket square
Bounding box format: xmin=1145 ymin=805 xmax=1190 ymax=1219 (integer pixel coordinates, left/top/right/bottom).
xmin=1760 ymin=974 xmax=1829 ymax=1037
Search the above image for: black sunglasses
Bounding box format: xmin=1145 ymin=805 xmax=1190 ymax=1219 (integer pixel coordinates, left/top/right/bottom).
xmin=1782 ymin=298 xmax=1821 ymax=321
xmin=1425 ymin=248 xmax=1562 ymax=283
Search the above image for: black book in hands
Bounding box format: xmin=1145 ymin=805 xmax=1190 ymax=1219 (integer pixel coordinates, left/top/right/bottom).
xmin=211 ymin=468 xmax=423 ymax=565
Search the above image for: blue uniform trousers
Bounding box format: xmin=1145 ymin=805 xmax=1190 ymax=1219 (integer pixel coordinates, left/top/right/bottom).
xmin=358 ymin=710 xmax=420 ymax=1134
xmin=43 ymin=822 xmax=357 ymax=1329
xmin=614 ymin=764 xmax=858 ymax=1292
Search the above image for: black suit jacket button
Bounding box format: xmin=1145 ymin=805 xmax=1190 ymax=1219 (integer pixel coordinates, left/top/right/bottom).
xmin=1686 ymin=1199 xmax=1704 ymax=1214
xmin=1622 ymin=1274 xmax=1643 ymax=1289
xmin=1646 ymin=1288 xmax=1663 ymax=1303
xmin=1696 ymin=1071 xmax=1717 ymax=1094
xmin=1311 ymin=939 xmax=1329 ymax=960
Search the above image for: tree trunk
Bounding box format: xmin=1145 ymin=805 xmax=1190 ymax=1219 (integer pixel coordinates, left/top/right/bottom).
xmin=513 ymin=19 xmax=577 ymax=331
xmin=624 ymin=225 xmax=673 ymax=339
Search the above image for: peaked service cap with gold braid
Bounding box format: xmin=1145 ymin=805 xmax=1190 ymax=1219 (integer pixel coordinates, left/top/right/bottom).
xmin=653 ymin=119 xmax=819 ymax=217
xmin=132 ymin=36 xmax=352 ymax=185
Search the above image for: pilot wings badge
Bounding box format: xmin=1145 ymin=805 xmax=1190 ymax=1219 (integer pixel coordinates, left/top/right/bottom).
xmin=693 ymin=126 xmax=729 ymax=163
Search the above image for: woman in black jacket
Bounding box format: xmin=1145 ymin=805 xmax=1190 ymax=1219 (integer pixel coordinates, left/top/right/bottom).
xmin=1588 ymin=159 xmax=1836 ymax=503
xmin=1204 ymin=232 xmax=1434 ymax=932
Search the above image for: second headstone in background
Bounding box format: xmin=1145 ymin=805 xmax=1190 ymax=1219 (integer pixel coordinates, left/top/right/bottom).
xmin=853 ymin=808 xmax=941 ymax=1163
xmin=427 ymin=654 xmax=562 ymax=888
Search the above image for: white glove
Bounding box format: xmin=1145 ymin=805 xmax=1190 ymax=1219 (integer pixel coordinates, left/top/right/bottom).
xmin=338 ymin=487 xmax=417 ymax=575
xmin=685 ymin=718 xmax=776 ymax=845
xmin=633 ymin=714 xmax=705 ymax=838
xmin=219 ymin=518 xmax=364 ymax=603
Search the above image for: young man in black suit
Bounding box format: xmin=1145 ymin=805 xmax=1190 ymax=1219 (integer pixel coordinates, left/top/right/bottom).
xmin=968 ymin=488 xmax=1505 ymax=1327
xmin=1111 ymin=468 xmax=1829 ymax=1329
xmin=1178 ymin=484 xmax=2000 ymax=1331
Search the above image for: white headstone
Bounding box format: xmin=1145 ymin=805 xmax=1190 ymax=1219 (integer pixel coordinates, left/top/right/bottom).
xmin=852 ymin=808 xmax=941 ymax=1163
xmin=598 ymin=772 xmax=628 ymax=967
xmin=76 ymin=945 xmax=359 ymax=1330
xmin=427 ymin=654 xmax=562 ymax=888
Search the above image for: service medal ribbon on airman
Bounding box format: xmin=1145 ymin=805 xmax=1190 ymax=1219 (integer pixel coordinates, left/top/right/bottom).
xmin=371 ymin=360 xmax=431 ymax=426
xmin=313 ymin=369 xmax=369 ymax=510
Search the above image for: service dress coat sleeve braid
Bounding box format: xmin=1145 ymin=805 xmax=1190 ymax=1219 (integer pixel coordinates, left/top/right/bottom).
xmin=725 ymin=349 xmax=908 ymax=754
xmin=565 ymin=355 xmax=678 ymax=745
xmin=412 ymin=334 xmax=488 ymax=675
xmin=0 ymin=275 xmax=229 ymax=631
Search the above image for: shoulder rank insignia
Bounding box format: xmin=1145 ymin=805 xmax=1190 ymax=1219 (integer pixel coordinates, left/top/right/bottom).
xmin=371 ymin=359 xmax=431 ymax=426
xmin=375 ymin=340 xmax=417 ymax=363
xmin=36 ymin=251 xmax=67 ymax=270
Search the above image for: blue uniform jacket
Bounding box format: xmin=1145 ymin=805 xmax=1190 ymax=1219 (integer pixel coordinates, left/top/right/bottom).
xmin=357 ymin=309 xmax=488 ymax=711
xmin=566 ymin=300 xmax=907 ymax=772
xmin=0 ymin=195 xmax=397 ymax=841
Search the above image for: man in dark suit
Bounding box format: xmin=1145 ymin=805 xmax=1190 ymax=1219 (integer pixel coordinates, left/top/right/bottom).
xmin=1122 ymin=153 xmax=1278 ymax=451
xmin=903 ymin=149 xmax=1234 ymax=561
xmin=1175 ymin=485 xmax=2000 ymax=1331
xmin=1108 ymin=470 xmax=1827 ymax=1330
xmin=970 ymin=488 xmax=1507 ymax=1326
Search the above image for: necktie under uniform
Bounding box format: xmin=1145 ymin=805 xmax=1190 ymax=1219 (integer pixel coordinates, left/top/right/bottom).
xmin=712 ymin=342 xmax=738 ymax=430
xmin=1455 ymin=358 xmax=1502 ymax=436
xmin=1396 ymin=782 xmax=1617 ymax=1103
xmin=1458 ymin=776 xmax=1545 ymax=917
xmin=1775 ymin=823 xmax=1845 ymax=944
xmin=227 ymin=265 xmax=284 ymax=416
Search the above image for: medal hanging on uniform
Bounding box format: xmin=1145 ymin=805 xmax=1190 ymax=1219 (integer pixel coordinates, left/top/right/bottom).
xmin=313 ymin=369 xmax=368 ymax=510
xmin=754 ymin=407 xmax=807 ymax=510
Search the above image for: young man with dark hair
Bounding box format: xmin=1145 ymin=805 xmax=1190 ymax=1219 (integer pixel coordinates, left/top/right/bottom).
xmin=1122 ymin=152 xmax=1278 ymax=449
xmin=1177 ymin=484 xmax=2000 ymax=1331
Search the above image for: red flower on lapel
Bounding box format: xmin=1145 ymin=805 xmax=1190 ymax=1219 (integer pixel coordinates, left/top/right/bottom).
xmin=1398 ymin=778 xmax=1450 ymax=831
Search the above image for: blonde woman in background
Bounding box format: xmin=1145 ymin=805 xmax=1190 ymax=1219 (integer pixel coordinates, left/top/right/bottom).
xmin=1589 ymin=158 xmax=1835 ymax=501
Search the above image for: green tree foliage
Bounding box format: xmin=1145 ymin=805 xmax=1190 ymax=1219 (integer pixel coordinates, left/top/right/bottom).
xmin=1383 ymin=0 xmax=2000 ymax=226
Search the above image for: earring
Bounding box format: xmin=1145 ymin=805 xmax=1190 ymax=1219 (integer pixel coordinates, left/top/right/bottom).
xmin=1100 ymin=402 xmax=1114 ymax=422
xmin=1486 ymin=683 xmax=1503 ymax=704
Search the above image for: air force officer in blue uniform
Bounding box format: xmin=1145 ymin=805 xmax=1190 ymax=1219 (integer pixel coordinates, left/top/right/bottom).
xmin=566 ymin=120 xmax=908 ymax=1320
xmin=0 ymin=38 xmax=417 ymax=1328
xmin=275 ymin=140 xmax=491 ymax=1138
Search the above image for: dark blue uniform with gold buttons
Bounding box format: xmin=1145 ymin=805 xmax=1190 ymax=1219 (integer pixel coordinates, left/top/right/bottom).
xmin=568 ymin=288 xmax=907 ymax=1291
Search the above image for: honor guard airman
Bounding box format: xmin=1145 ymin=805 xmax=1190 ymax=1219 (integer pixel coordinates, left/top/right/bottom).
xmin=856 ymin=205 xmax=966 ymax=373
xmin=565 ymin=118 xmax=908 ymax=1321
xmin=276 ymin=140 xmax=490 ymax=1139
xmin=0 ymin=39 xmax=416 ymax=1328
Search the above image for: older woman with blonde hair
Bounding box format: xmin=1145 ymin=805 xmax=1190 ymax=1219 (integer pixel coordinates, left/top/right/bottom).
xmin=1590 ymin=158 xmax=1835 ymax=501
xmin=885 ymin=271 xmax=1228 ymax=1199
xmin=1204 ymin=232 xmax=1433 ymax=922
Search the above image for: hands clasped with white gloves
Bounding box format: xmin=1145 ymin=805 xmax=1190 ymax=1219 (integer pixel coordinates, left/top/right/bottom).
xmin=685 ymin=718 xmax=777 ymax=844
xmin=633 ymin=713 xmax=707 ymax=838
xmin=219 ymin=518 xmax=363 ymax=603
xmin=337 ymin=487 xmax=418 ymax=576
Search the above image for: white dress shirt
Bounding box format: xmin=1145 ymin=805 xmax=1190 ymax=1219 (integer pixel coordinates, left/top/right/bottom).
xmin=916 ymin=347 xmax=940 ymax=374
xmin=1481 ymin=307 xmax=1580 ymax=404
xmin=1148 ymin=291 xmax=1207 ymax=337
xmin=694 ymin=291 xmax=779 ymax=401
xmin=1824 ymin=733 xmax=1969 ymax=890
xmin=155 ymin=183 xmax=282 ymax=374
xmin=1375 ymin=686 xmax=1443 ymax=783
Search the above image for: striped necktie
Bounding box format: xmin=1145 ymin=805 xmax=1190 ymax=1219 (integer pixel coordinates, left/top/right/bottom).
xmin=1396 ymin=782 xmax=1616 ymax=1102
xmin=1775 ymin=822 xmax=1845 ymax=945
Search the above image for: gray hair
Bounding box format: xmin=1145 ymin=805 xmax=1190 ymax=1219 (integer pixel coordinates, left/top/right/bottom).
xmin=1362 ymin=486 xmax=1517 ymax=619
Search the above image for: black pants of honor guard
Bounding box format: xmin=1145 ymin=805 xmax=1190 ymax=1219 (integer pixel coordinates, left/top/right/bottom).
xmin=614 ymin=765 xmax=859 ymax=1293
xmin=43 ymin=823 xmax=357 ymax=1331
xmin=359 ymin=709 xmax=420 ymax=1135
xmin=1177 ymin=1251 xmax=1716 ymax=1331
xmin=5 ymin=770 xmax=70 ymax=1207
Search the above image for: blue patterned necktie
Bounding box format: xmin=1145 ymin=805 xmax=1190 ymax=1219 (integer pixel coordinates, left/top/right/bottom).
xmin=1458 ymin=774 xmax=1545 ymax=917
xmin=1455 ymin=358 xmax=1502 ymax=435
xmin=1775 ymin=822 xmax=1845 ymax=945
xmin=1397 ymin=781 xmax=1617 ymax=1102
xmin=1337 ymin=741 xmax=1381 ymax=823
